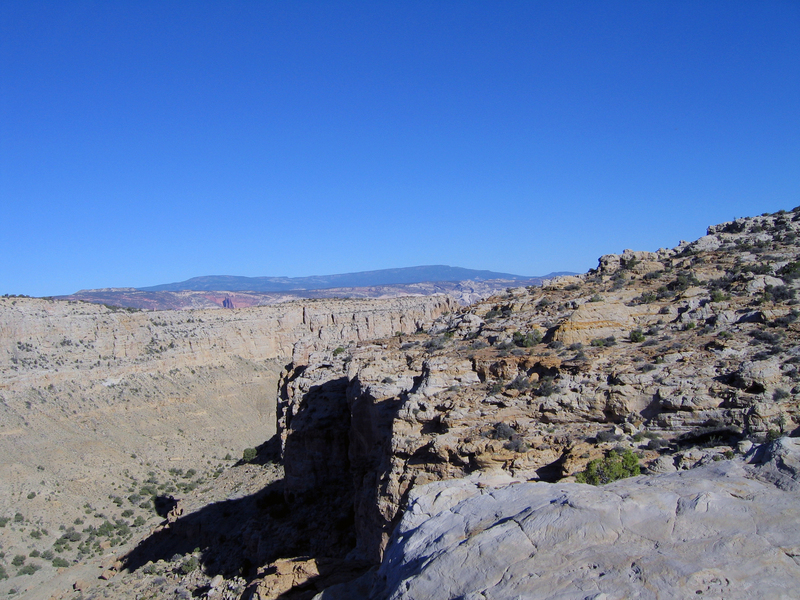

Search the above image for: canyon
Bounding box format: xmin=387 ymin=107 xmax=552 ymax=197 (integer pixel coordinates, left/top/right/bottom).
xmin=3 ymin=208 xmax=800 ymax=599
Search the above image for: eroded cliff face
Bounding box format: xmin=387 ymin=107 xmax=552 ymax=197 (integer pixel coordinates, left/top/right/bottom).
xmin=277 ymin=208 xmax=800 ymax=568
xmin=0 ymin=294 xmax=453 ymax=595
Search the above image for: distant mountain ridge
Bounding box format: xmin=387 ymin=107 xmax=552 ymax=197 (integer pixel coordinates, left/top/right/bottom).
xmin=139 ymin=266 xmax=570 ymax=293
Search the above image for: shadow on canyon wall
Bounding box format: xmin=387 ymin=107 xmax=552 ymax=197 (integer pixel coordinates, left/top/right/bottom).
xmin=122 ymin=377 xmax=371 ymax=598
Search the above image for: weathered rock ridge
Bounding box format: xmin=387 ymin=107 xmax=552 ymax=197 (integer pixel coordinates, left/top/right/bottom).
xmin=276 ymin=207 xmax=800 ymax=585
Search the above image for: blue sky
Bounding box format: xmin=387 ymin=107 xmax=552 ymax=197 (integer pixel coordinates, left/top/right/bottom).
xmin=1 ymin=1 xmax=798 ymax=296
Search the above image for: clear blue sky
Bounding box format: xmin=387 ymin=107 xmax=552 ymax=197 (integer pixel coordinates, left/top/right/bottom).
xmin=1 ymin=1 xmax=798 ymax=296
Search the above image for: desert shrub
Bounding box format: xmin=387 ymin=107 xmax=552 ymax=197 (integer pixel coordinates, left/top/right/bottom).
xmin=762 ymin=285 xmax=796 ymax=303
xmin=40 ymin=550 xmax=54 ymax=561
xmin=513 ymin=331 xmax=541 ymax=347
xmin=773 ymin=388 xmax=790 ymax=401
xmin=0 ymin=517 xmax=8 ymax=527
xmin=133 ymin=516 xmax=146 ymax=527
xmin=535 ymin=377 xmax=559 ymax=397
xmin=0 ymin=565 xmax=7 ymax=580
xmin=332 ymin=346 xmax=345 ymax=356
xmin=14 ymin=512 xmax=23 ymax=523
xmin=179 ymin=556 xmax=200 ymax=575
xmin=633 ymin=291 xmax=657 ymax=304
xmin=504 ymin=439 xmax=530 ymax=453
xmin=629 ymin=329 xmax=645 ymax=343
xmin=52 ymin=557 xmax=70 ymax=568
xmin=668 ymin=273 xmax=699 ymax=292
xmin=17 ymin=564 xmax=40 ymax=576
xmin=26 ymin=492 xmax=35 ymax=500
xmin=547 ymin=340 xmax=563 ymax=350
xmin=575 ymin=449 xmax=640 ymax=485
xmin=485 ymin=309 xmax=500 ymax=319
xmin=507 ymin=375 xmax=532 ymax=391
xmin=491 ymin=422 xmax=516 ymax=440
xmin=778 ymin=261 xmax=800 ymax=280
xmin=596 ymin=430 xmax=622 ymax=443
xmin=568 ymin=342 xmax=583 ymax=351
xmin=647 ymin=438 xmax=670 ymax=450
xmin=11 ymin=555 xmax=25 ymax=567
xmin=766 ymin=429 xmax=781 ymax=442
xmin=242 ymin=447 xmax=257 ymax=463
xmin=774 ymin=309 xmax=800 ymax=327
xmin=709 ymin=289 xmax=731 ymax=302
xmin=425 ymin=336 xmax=447 ymax=351
xmin=589 ymin=294 xmax=603 ymax=302
xmin=750 ymin=330 xmax=782 ymax=345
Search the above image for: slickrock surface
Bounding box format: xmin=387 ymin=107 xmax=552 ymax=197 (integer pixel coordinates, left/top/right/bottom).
xmin=358 ymin=437 xmax=800 ymax=600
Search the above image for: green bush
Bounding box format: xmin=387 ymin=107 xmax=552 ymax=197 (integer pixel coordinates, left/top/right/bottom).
xmin=332 ymin=346 xmax=345 ymax=356
xmin=590 ymin=336 xmax=617 ymax=347
xmin=242 ymin=447 xmax=257 ymax=462
xmin=629 ymin=329 xmax=645 ymax=343
xmin=710 ymin=289 xmax=730 ymax=302
xmin=575 ymin=449 xmax=641 ymax=485
xmin=0 ymin=565 xmax=7 ymax=580
xmin=17 ymin=564 xmax=40 ymax=576
xmin=11 ymin=555 xmax=25 ymax=567
xmin=180 ymin=556 xmax=200 ymax=575
xmin=52 ymin=557 xmax=70 ymax=568
xmin=513 ymin=331 xmax=541 ymax=347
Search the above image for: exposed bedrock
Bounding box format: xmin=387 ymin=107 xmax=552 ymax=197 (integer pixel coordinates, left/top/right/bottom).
xmin=316 ymin=438 xmax=800 ymax=600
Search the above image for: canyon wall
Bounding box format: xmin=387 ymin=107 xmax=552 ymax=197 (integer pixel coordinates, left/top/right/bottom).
xmin=0 ymin=295 xmax=454 ymax=559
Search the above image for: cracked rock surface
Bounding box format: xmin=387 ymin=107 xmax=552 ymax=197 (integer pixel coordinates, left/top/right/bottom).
xmin=355 ymin=438 xmax=800 ymax=600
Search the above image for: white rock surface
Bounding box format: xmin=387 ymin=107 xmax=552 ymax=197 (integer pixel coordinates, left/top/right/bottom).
xmin=361 ymin=439 xmax=800 ymax=600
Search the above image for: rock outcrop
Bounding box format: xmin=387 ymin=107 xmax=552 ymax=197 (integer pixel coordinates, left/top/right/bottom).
xmin=352 ymin=437 xmax=800 ymax=600
xmin=276 ymin=207 xmax=800 ymax=580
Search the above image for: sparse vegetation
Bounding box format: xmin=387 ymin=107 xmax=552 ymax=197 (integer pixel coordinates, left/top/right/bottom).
xmin=575 ymin=449 xmax=640 ymax=485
